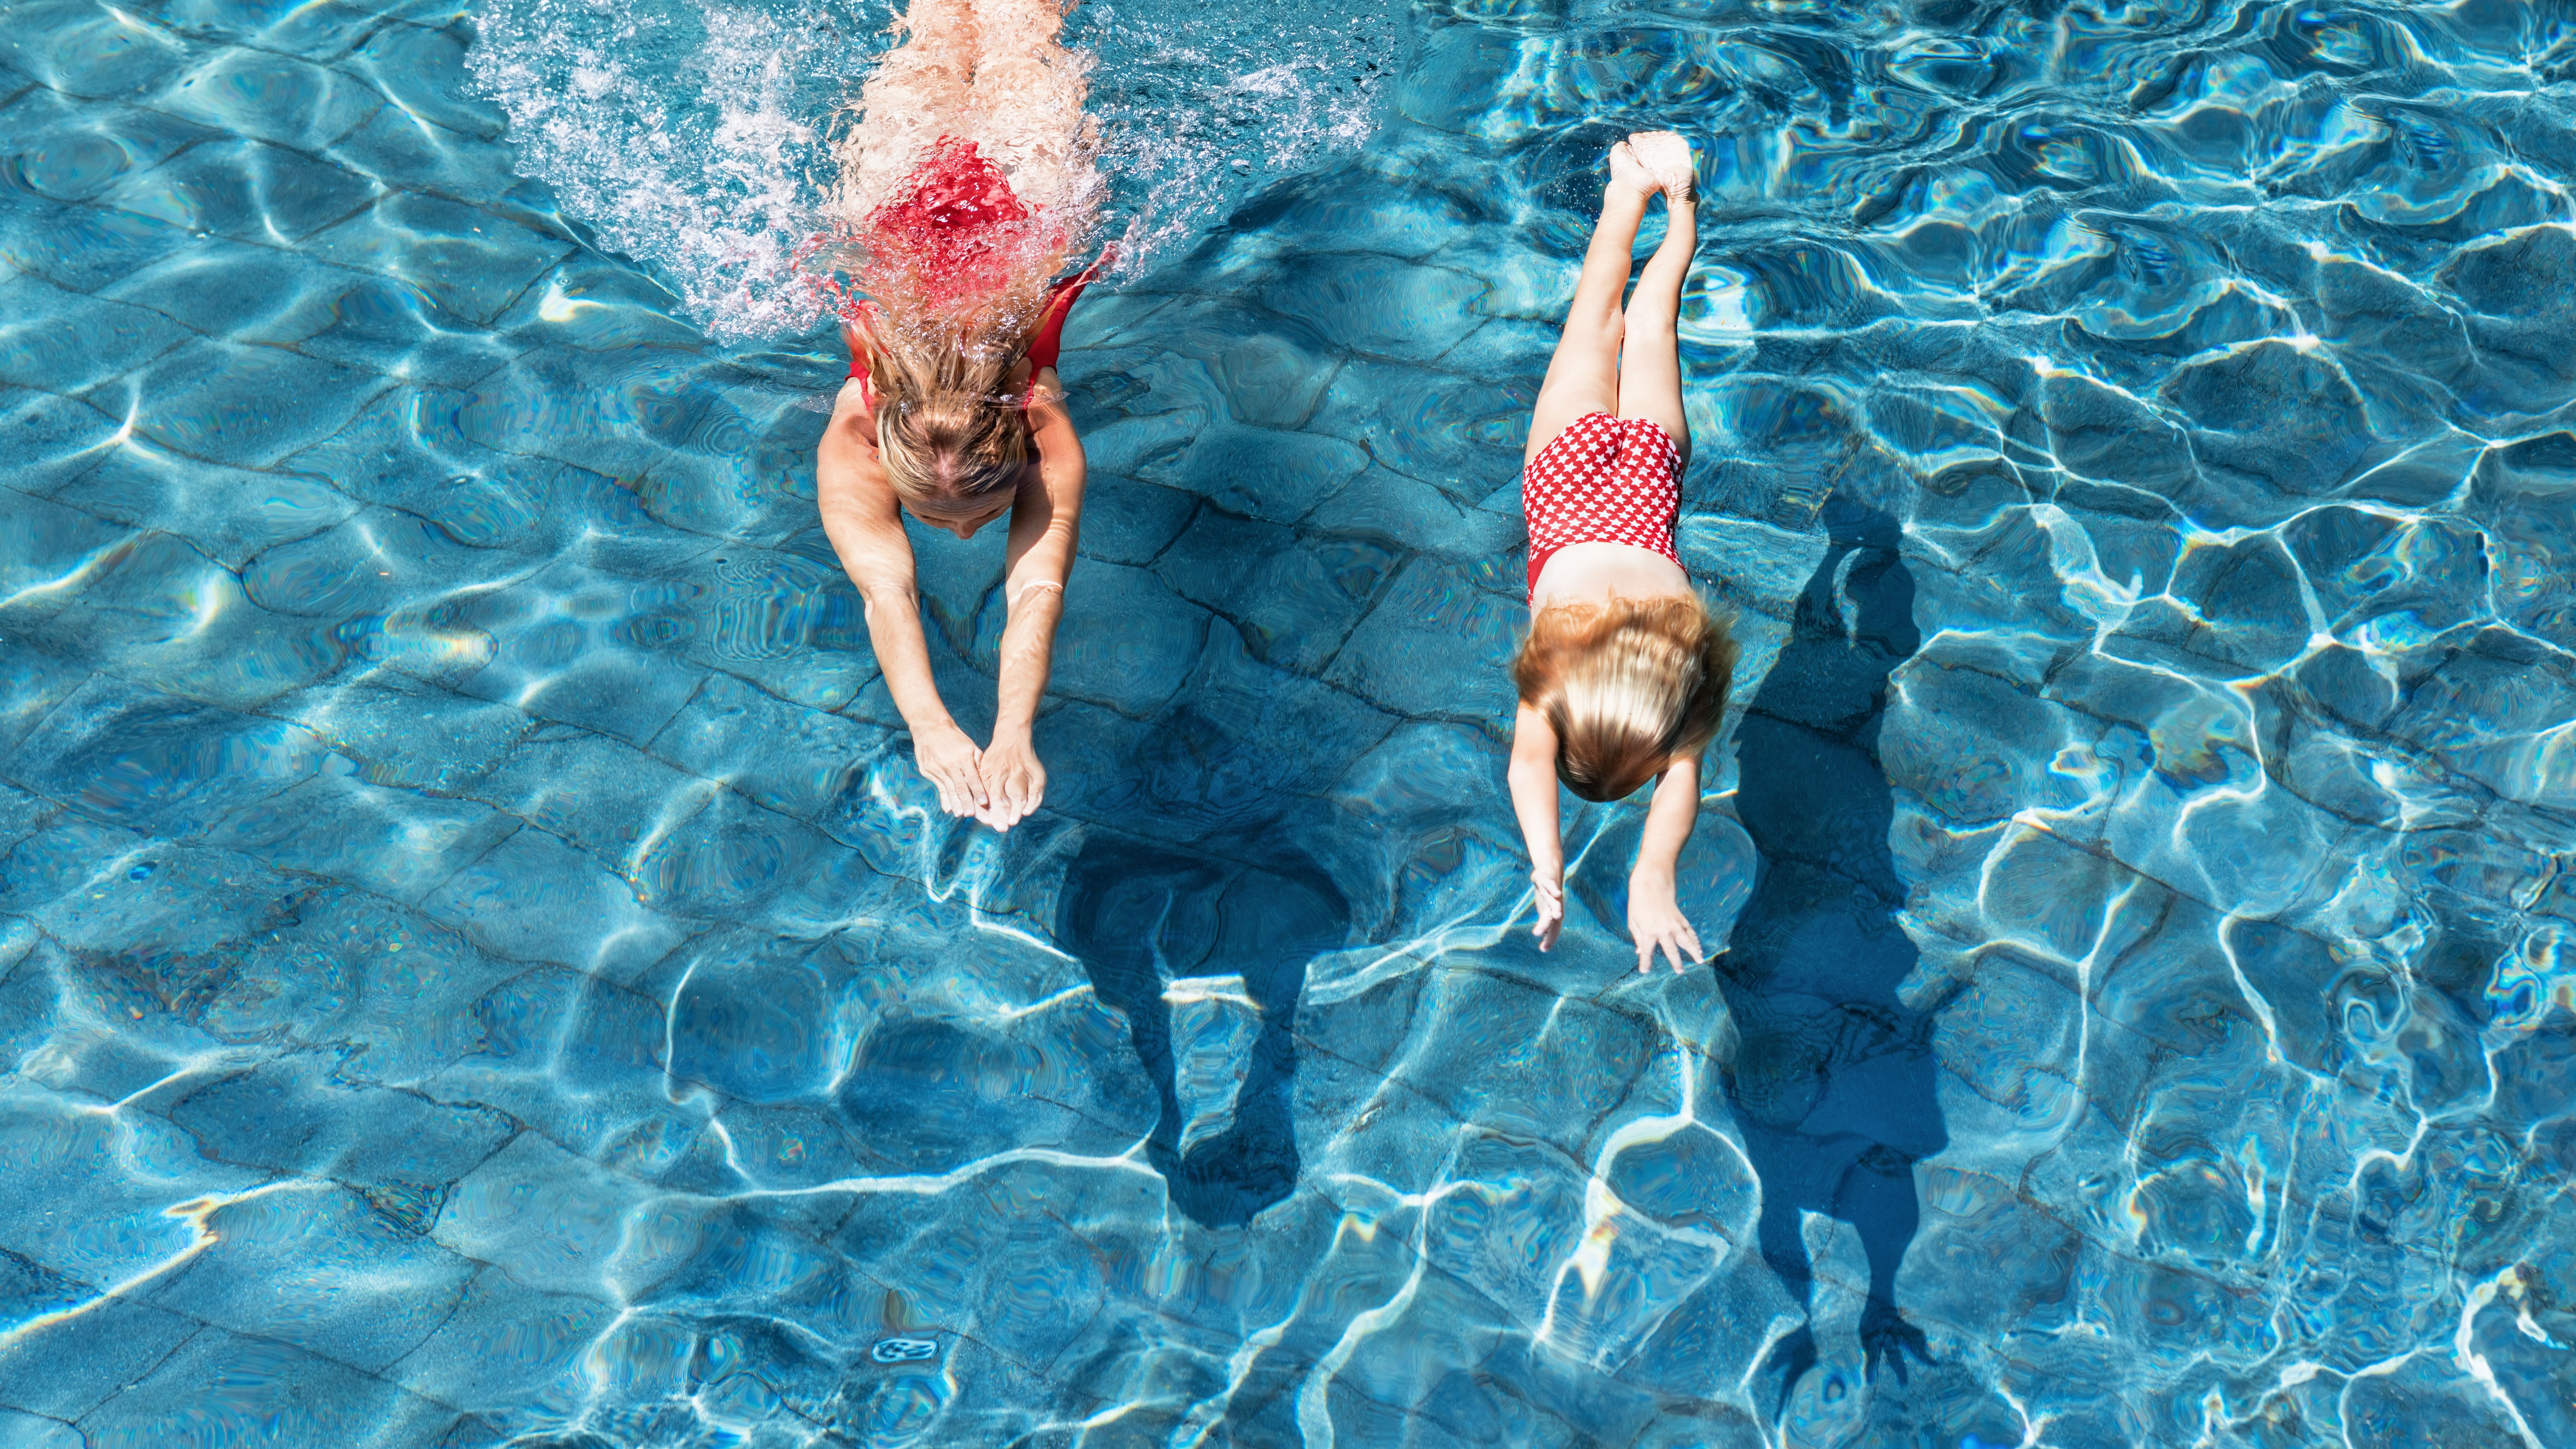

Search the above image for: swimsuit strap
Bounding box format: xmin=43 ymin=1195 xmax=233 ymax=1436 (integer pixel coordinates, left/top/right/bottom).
xmin=1022 ymin=248 xmax=1114 ymax=407
xmin=843 ymin=248 xmax=1113 ymax=416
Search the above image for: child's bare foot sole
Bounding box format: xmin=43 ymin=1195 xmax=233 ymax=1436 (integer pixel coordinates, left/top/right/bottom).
xmin=1626 ymin=130 xmax=1696 ymax=202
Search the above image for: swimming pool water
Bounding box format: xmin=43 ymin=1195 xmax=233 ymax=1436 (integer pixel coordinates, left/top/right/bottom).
xmin=3 ymin=0 xmax=2575 ymax=1445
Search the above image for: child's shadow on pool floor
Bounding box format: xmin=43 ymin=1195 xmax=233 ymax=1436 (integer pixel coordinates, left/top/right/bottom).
xmin=1052 ymin=498 xmax=1944 ymax=1409
xmin=1721 ymin=495 xmax=1946 ymax=1410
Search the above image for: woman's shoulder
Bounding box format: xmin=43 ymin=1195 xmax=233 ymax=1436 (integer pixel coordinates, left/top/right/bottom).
xmin=1023 ymin=366 xmax=1079 ymax=433
xmin=819 ymin=384 xmax=898 ymax=512
xmin=828 ymin=377 xmax=881 ymax=439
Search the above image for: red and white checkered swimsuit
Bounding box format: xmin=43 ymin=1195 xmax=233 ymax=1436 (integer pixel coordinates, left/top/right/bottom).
xmin=1522 ymin=412 xmax=1683 ymax=595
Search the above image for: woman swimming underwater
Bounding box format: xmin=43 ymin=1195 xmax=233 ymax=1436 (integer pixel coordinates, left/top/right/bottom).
xmin=816 ymin=0 xmax=1107 ymax=832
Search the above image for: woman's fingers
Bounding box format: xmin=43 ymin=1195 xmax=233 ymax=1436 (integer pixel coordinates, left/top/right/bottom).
xmin=969 ymin=752 xmax=1043 ymax=832
xmin=918 ymin=741 xmax=985 ymax=818
xmin=993 ymin=772 xmax=1029 ymax=830
xmin=1008 ymin=761 xmax=1045 ymax=819
xmin=975 ymin=768 xmax=1016 ymax=829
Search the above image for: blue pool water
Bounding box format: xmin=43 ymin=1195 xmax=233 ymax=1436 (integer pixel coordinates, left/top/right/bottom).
xmin=4 ymin=0 xmax=2576 ymax=1443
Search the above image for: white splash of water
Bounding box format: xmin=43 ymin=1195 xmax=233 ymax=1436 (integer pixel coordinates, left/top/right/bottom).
xmin=467 ymin=0 xmax=880 ymax=339
xmin=467 ymin=0 xmax=1403 ymax=341
xmin=1077 ymin=3 xmax=1406 ymax=263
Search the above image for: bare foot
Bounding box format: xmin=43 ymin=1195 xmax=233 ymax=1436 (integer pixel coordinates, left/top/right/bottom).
xmin=1626 ymin=129 xmax=1696 ymax=203
xmin=1606 ymin=139 xmax=1657 ymax=203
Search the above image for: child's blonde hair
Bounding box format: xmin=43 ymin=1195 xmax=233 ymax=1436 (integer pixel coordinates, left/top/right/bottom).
xmin=1513 ymin=595 xmax=1737 ymax=802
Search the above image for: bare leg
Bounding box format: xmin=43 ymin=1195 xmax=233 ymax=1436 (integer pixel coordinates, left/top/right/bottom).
xmin=831 ymin=0 xmax=983 ymax=223
xmin=1616 ymin=130 xmax=1697 ymax=468
xmin=1526 ymin=140 xmax=1658 ymax=465
xmin=965 ymin=0 xmax=1098 ymax=216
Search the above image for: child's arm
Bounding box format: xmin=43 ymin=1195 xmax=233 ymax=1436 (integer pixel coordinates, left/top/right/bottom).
xmin=1629 ymin=754 xmax=1704 ymax=973
xmin=1507 ymin=703 xmax=1566 ymax=951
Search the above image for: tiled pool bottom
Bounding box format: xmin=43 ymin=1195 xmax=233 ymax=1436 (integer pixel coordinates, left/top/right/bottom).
xmin=7 ymin=0 xmax=2576 ymax=1445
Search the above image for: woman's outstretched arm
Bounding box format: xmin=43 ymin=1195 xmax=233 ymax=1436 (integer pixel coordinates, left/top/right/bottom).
xmin=973 ymin=369 xmax=1085 ymax=831
xmin=1628 ymin=754 xmax=1704 ymax=974
xmin=1508 ymin=703 xmax=1567 ymax=950
xmin=815 ymin=381 xmax=993 ymax=819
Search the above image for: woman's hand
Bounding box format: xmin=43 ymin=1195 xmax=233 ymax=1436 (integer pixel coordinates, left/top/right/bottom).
xmin=1531 ymin=868 xmax=1565 ymax=952
xmin=975 ymin=734 xmax=1047 ymax=832
xmin=912 ymin=720 xmax=988 ymax=819
xmin=1627 ymin=870 xmax=1703 ymax=974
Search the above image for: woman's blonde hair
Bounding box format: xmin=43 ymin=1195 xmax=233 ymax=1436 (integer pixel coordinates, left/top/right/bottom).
xmin=864 ymin=301 xmax=1045 ymax=512
xmin=1513 ymin=595 xmax=1738 ymax=802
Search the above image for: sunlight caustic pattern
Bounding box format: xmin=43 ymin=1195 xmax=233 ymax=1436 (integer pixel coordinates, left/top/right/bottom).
xmin=0 ymin=0 xmax=2573 ymax=1445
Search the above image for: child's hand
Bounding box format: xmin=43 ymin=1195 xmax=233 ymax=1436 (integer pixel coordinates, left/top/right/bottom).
xmin=1531 ymin=870 xmax=1564 ymax=952
xmin=1627 ymin=873 xmax=1704 ymax=974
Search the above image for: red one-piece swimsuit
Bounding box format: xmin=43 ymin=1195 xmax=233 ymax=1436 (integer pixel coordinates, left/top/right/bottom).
xmin=1522 ymin=412 xmax=1685 ymax=596
xmin=844 ymin=137 xmax=1100 ymax=404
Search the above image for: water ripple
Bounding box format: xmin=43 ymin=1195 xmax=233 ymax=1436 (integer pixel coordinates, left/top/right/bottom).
xmin=3 ymin=0 xmax=2576 ymax=1444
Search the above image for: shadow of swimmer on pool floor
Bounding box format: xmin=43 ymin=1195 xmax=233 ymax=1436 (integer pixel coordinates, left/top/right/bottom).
xmin=1718 ymin=495 xmax=1944 ymax=1413
xmin=1056 ymin=830 xmax=1350 ymax=1227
